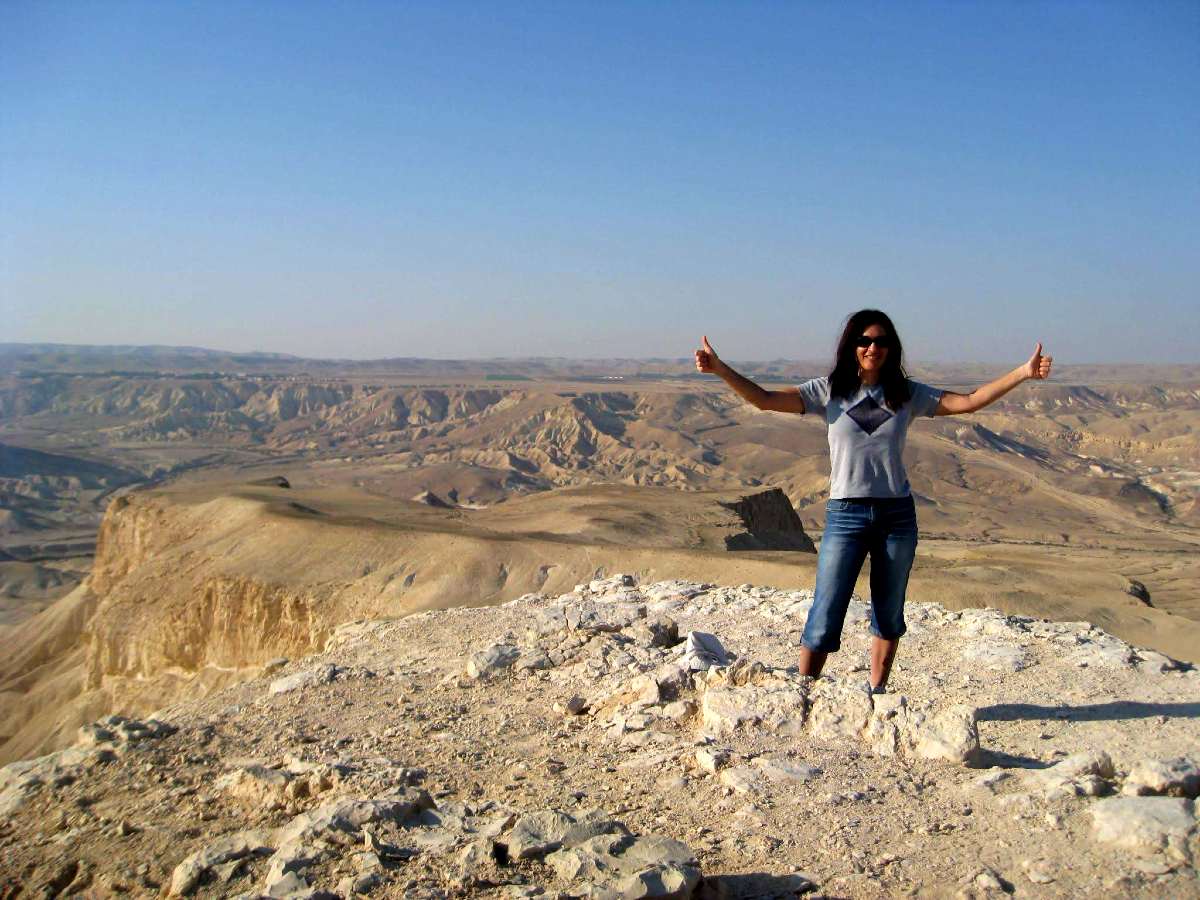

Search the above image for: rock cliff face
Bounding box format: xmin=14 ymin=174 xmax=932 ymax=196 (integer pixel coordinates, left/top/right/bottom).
xmin=1 ymin=575 xmax=1196 ymax=898
xmin=718 ymin=488 xmax=816 ymax=552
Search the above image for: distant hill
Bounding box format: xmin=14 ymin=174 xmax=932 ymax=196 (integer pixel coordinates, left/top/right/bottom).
xmin=4 ymin=342 xmax=1196 ymax=383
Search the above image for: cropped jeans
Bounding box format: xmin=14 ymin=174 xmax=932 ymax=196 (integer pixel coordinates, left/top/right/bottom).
xmin=801 ymin=495 xmax=919 ymax=653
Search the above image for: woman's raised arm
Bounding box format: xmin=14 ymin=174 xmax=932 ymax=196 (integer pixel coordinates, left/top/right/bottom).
xmin=935 ymin=342 xmax=1053 ymax=416
xmin=695 ymin=335 xmax=806 ymax=414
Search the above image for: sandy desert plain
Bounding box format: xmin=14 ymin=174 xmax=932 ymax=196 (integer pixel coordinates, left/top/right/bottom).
xmin=0 ymin=344 xmax=1198 ymax=897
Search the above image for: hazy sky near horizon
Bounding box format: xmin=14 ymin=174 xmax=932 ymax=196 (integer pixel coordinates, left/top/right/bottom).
xmin=2 ymin=2 xmax=1197 ymax=365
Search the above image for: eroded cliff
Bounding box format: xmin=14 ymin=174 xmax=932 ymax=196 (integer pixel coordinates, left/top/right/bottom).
xmin=0 ymin=481 xmax=820 ymax=765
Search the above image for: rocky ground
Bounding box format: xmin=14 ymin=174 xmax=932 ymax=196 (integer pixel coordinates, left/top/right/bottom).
xmin=1 ymin=576 xmax=1198 ymax=899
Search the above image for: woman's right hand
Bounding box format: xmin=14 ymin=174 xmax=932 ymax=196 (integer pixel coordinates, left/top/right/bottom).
xmin=695 ymin=335 xmax=721 ymax=374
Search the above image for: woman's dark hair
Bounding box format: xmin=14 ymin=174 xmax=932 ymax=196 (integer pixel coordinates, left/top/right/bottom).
xmin=829 ymin=309 xmax=911 ymax=410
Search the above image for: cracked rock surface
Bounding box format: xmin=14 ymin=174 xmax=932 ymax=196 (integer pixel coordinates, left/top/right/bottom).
xmin=1 ymin=576 xmax=1198 ymax=898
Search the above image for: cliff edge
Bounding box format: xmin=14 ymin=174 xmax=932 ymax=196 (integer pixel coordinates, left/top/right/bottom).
xmin=0 ymin=482 xmax=817 ymax=765
xmin=1 ymin=575 xmax=1197 ymax=897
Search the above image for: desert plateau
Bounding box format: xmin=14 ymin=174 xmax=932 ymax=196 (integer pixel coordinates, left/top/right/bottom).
xmin=1 ymin=345 xmax=1198 ymax=898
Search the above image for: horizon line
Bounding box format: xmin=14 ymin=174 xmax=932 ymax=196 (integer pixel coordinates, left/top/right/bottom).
xmin=2 ymin=341 xmax=1195 ymax=370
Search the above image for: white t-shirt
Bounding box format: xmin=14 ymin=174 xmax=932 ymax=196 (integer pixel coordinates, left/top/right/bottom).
xmin=796 ymin=376 xmax=943 ymax=499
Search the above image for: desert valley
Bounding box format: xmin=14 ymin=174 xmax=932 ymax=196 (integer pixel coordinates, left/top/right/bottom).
xmin=1 ymin=344 xmax=1198 ymax=898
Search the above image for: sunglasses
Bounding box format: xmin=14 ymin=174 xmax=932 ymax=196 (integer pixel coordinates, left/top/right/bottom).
xmin=855 ymin=335 xmax=892 ymax=349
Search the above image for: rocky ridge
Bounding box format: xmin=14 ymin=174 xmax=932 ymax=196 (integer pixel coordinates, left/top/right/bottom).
xmin=2 ymin=575 xmax=1198 ymax=898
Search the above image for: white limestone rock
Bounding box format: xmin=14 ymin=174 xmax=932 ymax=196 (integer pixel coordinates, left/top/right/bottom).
xmin=274 ymin=790 xmax=435 ymax=848
xmin=546 ymin=832 xmax=701 ymax=899
xmin=694 ymin=748 xmax=729 ymax=775
xmin=971 ymin=770 xmax=1011 ymax=794
xmin=956 ymin=608 xmax=1029 ymax=638
xmin=1135 ymin=649 xmax=1179 ymax=673
xmin=1090 ymin=797 xmax=1197 ymax=861
xmin=269 ymin=664 xmax=339 ymax=695
xmin=1022 ymin=858 xmax=1056 ymax=884
xmin=699 ymin=684 xmax=808 ymax=736
xmin=168 ymin=829 xmax=275 ymax=896
xmin=870 ymin=693 xmax=907 ymax=717
xmin=262 ymin=842 xmax=322 ymax=898
xmin=627 ymin=674 xmax=662 ymax=708
xmin=465 ymin=644 xmax=521 ymax=680
xmin=1071 ymin=632 xmax=1136 ymax=669
xmin=960 ymin=641 xmax=1029 ymax=672
xmin=0 ymin=745 xmax=117 ymax=815
xmin=808 ymin=680 xmax=873 ymax=741
xmin=1122 ymin=757 xmax=1200 ymax=798
xmin=866 ymin=717 xmax=901 ymax=756
xmin=1026 ymin=751 xmax=1115 ymax=799
xmin=663 ymin=699 xmax=697 ymax=721
xmin=504 ymin=808 xmax=627 ymax=860
xmin=718 ymin=766 xmax=763 ymax=795
xmin=569 ymin=600 xmax=648 ymax=634
xmin=913 ymin=705 xmax=980 ymax=764
xmin=216 ymin=764 xmax=292 ymax=810
xmin=754 ymin=755 xmax=822 ymax=784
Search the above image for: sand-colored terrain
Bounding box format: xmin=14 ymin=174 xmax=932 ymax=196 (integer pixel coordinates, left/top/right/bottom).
xmin=2 ymin=478 xmax=1198 ymax=772
xmin=0 ymin=349 xmax=1198 ymax=897
xmin=1 ymin=352 xmax=1197 ymax=770
xmin=1 ymin=574 xmax=1197 ymax=897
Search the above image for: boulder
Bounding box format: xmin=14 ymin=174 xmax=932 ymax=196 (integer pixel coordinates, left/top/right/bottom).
xmin=274 ymin=791 xmax=435 ymax=848
xmin=504 ymin=808 xmax=627 ymax=860
xmin=866 ymin=717 xmax=901 ymax=757
xmin=663 ymin=700 xmax=696 ymax=721
xmin=1123 ymin=757 xmax=1200 ymax=798
xmin=1048 ymin=751 xmax=1116 ymax=780
xmin=718 ymin=767 xmax=762 ymax=795
xmin=514 ymin=648 xmax=554 ymax=672
xmin=465 ymin=644 xmax=520 ymax=680
xmin=0 ymin=746 xmax=117 ymax=815
xmin=628 ymin=674 xmax=662 ymax=707
xmin=570 ymin=601 xmax=648 ymax=634
xmin=455 ymin=838 xmax=497 ymax=888
xmin=547 ymin=832 xmax=701 ymax=899
xmin=1136 ymin=650 xmax=1179 ymax=673
xmin=168 ymin=830 xmax=275 ymax=896
xmin=1090 ymin=797 xmax=1196 ymax=861
xmin=1073 ymin=634 xmax=1136 ymax=669
xmin=694 ymin=748 xmax=729 ymax=775
xmin=216 ymin=764 xmax=292 ymax=809
xmin=914 ymin=705 xmax=980 ymax=764
xmin=262 ymin=842 xmax=322 ymax=898
xmin=700 ymin=684 xmax=808 ymax=736
xmin=269 ymin=664 xmax=339 ymax=695
xmin=808 ymin=681 xmax=873 ymax=741
xmin=631 ymin=616 xmax=680 ymax=649
xmin=716 ymin=488 xmax=816 ymax=552
xmin=1125 ymin=579 xmax=1152 ymax=605
xmin=1026 ymin=751 xmax=1114 ymax=799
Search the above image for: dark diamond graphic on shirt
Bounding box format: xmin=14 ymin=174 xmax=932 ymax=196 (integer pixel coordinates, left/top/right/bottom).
xmin=846 ymin=395 xmax=893 ymax=435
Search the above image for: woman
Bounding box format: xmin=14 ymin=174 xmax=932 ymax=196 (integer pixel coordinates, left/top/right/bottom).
xmin=694 ymin=309 xmax=1052 ymax=693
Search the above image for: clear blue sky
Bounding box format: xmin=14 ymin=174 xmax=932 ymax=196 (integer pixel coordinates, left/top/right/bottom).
xmin=2 ymin=1 xmax=1197 ymax=364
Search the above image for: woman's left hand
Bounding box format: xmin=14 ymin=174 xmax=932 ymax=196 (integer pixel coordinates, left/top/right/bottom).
xmin=1024 ymin=342 xmax=1053 ymax=380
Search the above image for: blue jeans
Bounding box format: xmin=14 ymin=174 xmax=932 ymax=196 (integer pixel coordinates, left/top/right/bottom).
xmin=801 ymin=495 xmax=919 ymax=653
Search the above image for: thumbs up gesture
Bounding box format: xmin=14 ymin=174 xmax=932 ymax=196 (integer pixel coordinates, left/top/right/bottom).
xmin=695 ymin=336 xmax=722 ymax=375
xmin=1024 ymin=342 xmax=1053 ymax=380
